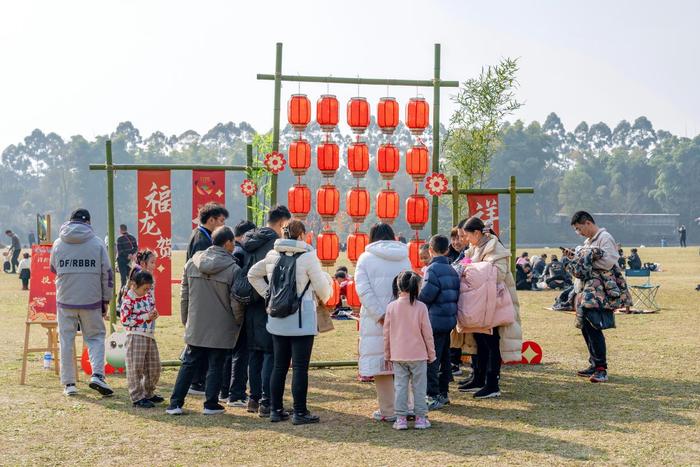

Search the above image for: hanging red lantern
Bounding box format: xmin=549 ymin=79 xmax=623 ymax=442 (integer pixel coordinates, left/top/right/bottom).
xmin=406 ymin=97 xmax=429 ymax=135
xmin=316 ymin=230 xmax=339 ymax=266
xmin=347 ymin=97 xmax=370 ymax=134
xmin=347 ymin=231 xmax=369 ymax=265
xmin=287 ymin=184 xmax=311 ymax=220
xmin=288 ymin=138 xmax=311 ymax=176
xmin=317 ymin=95 xmax=339 ymax=132
xmin=377 ymin=97 xmax=399 ymax=135
xmin=406 ymin=194 xmax=430 ymax=230
xmin=377 ymin=143 xmax=400 ymax=180
xmin=408 ymin=238 xmax=427 ymax=270
xmin=348 ymin=142 xmax=369 ymax=178
xmin=317 ymin=184 xmax=340 ymax=221
xmin=347 ymin=187 xmax=370 ymax=223
xmin=288 ymin=94 xmax=311 ymax=132
xmin=376 ymin=189 xmax=399 ymax=224
xmin=317 ymin=142 xmax=339 ymax=178
xmin=346 ymin=280 xmax=362 ymax=310
xmin=325 ymin=280 xmax=341 ymax=307
xmin=406 ymin=144 xmax=429 ymax=182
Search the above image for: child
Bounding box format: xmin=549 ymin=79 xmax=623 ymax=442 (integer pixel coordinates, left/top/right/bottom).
xmin=120 ymin=270 xmax=162 ymax=408
xmin=18 ymin=252 xmax=31 ymax=290
xmin=418 ymin=234 xmax=461 ymax=410
xmin=418 ymin=244 xmax=431 ymax=275
xmin=383 ymin=271 xmax=436 ymax=430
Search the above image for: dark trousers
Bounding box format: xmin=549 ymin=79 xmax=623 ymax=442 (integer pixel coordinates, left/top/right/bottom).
xmin=191 ymin=359 xmax=209 ymax=391
xmin=427 ymin=331 xmax=452 ymax=398
xmin=581 ymin=319 xmax=607 ymax=369
xmin=117 ymin=256 xmax=131 ymax=289
xmin=248 ymin=349 xmax=272 ymax=406
xmin=221 ymin=326 xmax=249 ymax=400
xmin=170 ymin=345 xmax=227 ymax=409
xmin=680 ymin=236 xmax=687 ymax=247
xmin=10 ymin=250 xmax=20 ymax=273
xmin=270 ymin=334 xmax=314 ymax=414
xmin=474 ymin=328 xmax=501 ymax=384
xmin=450 ymin=347 xmax=462 ymax=366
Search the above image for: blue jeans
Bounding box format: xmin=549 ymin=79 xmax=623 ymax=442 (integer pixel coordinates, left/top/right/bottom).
xmin=248 ymin=350 xmax=272 ymax=406
xmin=221 ymin=326 xmax=249 ymax=400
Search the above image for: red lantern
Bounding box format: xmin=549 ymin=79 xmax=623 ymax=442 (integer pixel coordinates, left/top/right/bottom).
xmin=406 ymin=97 xmax=429 ymax=135
xmin=407 ymin=144 xmax=429 ymax=182
xmin=288 ymin=138 xmax=311 ymax=176
xmin=317 ymin=184 xmax=340 ymax=222
xmin=406 ymin=194 xmax=430 ymax=230
xmin=377 ymin=143 xmax=400 ymax=180
xmin=347 ymin=231 xmax=369 ymax=265
xmin=317 ymin=142 xmax=339 ymax=178
xmin=408 ymin=238 xmax=427 ymax=270
xmin=376 ymin=189 xmax=399 ymax=224
xmin=347 ymin=97 xmax=370 ymax=134
xmin=346 ymin=280 xmax=361 ymax=310
xmin=287 ymin=184 xmax=311 ymax=220
xmin=377 ymin=97 xmax=399 ymax=135
xmin=347 ymin=187 xmax=370 ymax=223
xmin=316 ymin=230 xmax=339 ymax=267
xmin=288 ymin=94 xmax=311 ymax=132
xmin=325 ymin=280 xmax=341 ymax=307
xmin=317 ymin=95 xmax=339 ymax=132
xmin=348 ymin=142 xmax=369 ymax=178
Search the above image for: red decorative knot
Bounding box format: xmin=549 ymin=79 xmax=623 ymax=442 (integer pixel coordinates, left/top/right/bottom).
xmin=240 ymin=179 xmax=257 ymax=197
xmin=425 ymin=172 xmax=449 ymax=196
xmin=264 ymin=151 xmax=286 ymax=174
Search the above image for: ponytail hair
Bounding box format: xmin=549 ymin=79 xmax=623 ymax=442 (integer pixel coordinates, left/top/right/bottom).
xmin=462 ymin=216 xmax=502 ymax=244
xmin=396 ymin=270 xmax=422 ymax=305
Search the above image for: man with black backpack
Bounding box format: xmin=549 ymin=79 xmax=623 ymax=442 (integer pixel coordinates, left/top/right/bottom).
xmin=235 ymin=206 xmax=291 ymax=417
xmin=544 ymin=255 xmax=569 ymax=289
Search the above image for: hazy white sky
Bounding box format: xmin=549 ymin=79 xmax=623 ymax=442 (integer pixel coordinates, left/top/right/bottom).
xmin=1 ymin=0 xmax=699 ymax=149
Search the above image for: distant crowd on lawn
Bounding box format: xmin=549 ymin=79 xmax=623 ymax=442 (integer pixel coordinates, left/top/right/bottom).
xmin=44 ymin=203 xmax=631 ymax=430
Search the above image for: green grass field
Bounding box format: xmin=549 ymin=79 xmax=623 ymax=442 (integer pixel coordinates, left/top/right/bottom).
xmin=0 ymin=247 xmax=698 ymax=466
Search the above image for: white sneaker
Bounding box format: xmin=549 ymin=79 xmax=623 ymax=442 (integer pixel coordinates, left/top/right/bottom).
xmin=166 ymin=405 xmax=183 ymax=415
xmin=203 ymin=405 xmax=226 ymax=415
xmin=63 ymin=384 xmax=78 ymax=396
xmin=227 ymin=398 xmax=248 ymax=408
xmin=372 ymin=410 xmax=397 ymax=422
xmin=188 ymin=387 xmax=205 ymax=396
xmin=88 ymin=375 xmax=114 ymax=396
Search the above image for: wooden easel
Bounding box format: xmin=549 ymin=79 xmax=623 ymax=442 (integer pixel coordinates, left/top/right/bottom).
xmin=20 ymin=321 xmax=80 ymax=385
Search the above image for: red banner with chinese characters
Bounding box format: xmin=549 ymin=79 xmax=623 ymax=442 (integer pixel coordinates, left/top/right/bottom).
xmin=138 ymin=171 xmax=172 ymax=316
xmin=467 ymin=194 xmax=500 ymax=236
xmin=192 ymin=171 xmax=225 ymax=229
xmin=27 ymin=244 xmax=57 ymax=321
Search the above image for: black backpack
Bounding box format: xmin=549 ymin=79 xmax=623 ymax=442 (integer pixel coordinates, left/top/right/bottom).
xmin=549 ymin=261 xmax=565 ymax=279
xmin=232 ymin=251 xmax=260 ymax=305
xmin=267 ymin=252 xmax=310 ymax=323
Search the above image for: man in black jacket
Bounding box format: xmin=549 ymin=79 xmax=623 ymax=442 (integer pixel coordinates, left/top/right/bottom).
xmin=5 ymin=230 xmax=21 ymax=274
xmin=187 ymin=202 xmax=229 ymax=396
xmin=116 ymin=224 xmax=138 ymax=288
xmin=239 ymin=206 xmax=291 ymax=416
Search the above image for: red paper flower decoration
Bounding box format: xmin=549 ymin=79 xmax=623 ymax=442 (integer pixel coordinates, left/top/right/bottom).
xmin=240 ymin=179 xmax=257 ymax=197
xmin=425 ymin=172 xmax=449 ymax=196
xmin=264 ymin=151 xmax=286 ymax=174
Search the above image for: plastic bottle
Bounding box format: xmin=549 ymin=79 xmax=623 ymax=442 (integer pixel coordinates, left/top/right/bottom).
xmin=43 ymin=352 xmax=52 ymax=370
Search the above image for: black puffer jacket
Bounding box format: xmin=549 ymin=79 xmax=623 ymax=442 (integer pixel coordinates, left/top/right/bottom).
xmin=241 ymin=227 xmax=278 ymax=352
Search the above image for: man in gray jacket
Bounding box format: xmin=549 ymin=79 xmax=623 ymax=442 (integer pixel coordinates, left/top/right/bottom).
xmin=166 ymin=226 xmax=244 ymax=415
xmin=50 ymin=209 xmax=114 ymax=396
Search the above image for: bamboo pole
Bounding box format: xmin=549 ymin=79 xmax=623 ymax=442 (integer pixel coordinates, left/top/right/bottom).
xmin=270 ymin=42 xmax=283 ymax=206
xmin=452 ymin=175 xmax=459 ymax=227
xmin=445 ymin=187 xmax=534 ymax=195
xmin=431 ymin=43 xmax=441 ymax=236
xmin=246 ymin=144 xmax=253 ymax=222
xmin=160 ymin=359 xmax=359 ymax=369
xmin=105 ymin=141 xmax=117 ymax=329
xmin=510 ymin=175 xmax=517 ymax=273
xmin=256 ymin=74 xmax=459 ymax=88
xmin=90 ymin=164 xmax=250 ymax=171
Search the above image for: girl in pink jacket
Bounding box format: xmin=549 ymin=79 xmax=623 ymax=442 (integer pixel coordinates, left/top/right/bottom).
xmin=383 ymin=271 xmax=436 ymax=430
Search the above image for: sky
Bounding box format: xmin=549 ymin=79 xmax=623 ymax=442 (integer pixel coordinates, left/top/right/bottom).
xmin=1 ymin=0 xmax=699 ymax=150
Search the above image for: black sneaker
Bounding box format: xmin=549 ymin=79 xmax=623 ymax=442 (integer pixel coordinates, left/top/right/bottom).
xmin=134 ymin=398 xmax=156 ymax=408
xmin=203 ymin=403 xmax=226 ymax=415
xmin=89 ymin=374 xmax=114 ymax=396
xmin=292 ymin=411 xmax=320 ymax=425
xmin=474 ymin=386 xmax=501 ymax=399
xmin=577 ymin=366 xmax=596 ymax=378
xmin=589 ymin=368 xmax=608 ymax=383
xmin=148 ymin=394 xmax=165 ymax=404
xmin=458 ymin=379 xmax=484 ymax=393
xmin=258 ymin=403 xmax=271 ymax=418
xmin=270 ymin=409 xmax=290 ymax=422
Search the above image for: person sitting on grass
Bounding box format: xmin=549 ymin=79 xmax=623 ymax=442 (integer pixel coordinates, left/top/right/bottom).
xmin=627 ymin=248 xmax=642 ymax=270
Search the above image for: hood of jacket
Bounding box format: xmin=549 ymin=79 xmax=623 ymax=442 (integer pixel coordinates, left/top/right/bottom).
xmin=274 ymin=239 xmax=313 ymax=255
xmin=59 ymin=222 xmax=95 ymax=245
xmin=480 ymin=236 xmax=510 ymax=262
xmin=365 ymin=240 xmax=409 ymax=262
xmin=192 ymin=245 xmax=235 ymax=275
xmin=242 ymin=227 xmax=279 ymax=253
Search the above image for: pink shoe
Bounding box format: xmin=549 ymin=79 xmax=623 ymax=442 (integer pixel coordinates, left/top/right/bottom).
xmin=414 ymin=416 xmax=431 ymax=429
xmin=392 ymin=416 xmax=408 ymax=430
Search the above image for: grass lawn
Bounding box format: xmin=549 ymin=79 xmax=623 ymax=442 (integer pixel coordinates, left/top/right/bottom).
xmin=0 ymin=247 xmax=698 ymax=466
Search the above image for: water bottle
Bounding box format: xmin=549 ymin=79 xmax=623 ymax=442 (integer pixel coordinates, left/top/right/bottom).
xmin=43 ymin=352 xmax=52 ymax=370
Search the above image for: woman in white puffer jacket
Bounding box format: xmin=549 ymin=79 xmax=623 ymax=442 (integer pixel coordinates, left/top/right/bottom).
xmin=355 ymin=223 xmax=412 ymax=422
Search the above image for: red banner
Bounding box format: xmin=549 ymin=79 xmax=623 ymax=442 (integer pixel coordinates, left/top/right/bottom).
xmin=138 ymin=171 xmax=172 ymax=316
xmin=467 ymin=194 xmax=500 ymax=236
xmin=27 ymin=244 xmax=57 ymax=321
xmin=192 ymin=171 xmax=225 ymax=229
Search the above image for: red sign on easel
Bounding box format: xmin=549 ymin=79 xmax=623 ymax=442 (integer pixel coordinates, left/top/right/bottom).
xmin=27 ymin=244 xmax=56 ymax=322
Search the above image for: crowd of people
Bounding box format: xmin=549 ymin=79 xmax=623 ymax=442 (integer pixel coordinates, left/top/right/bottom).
xmin=44 ymin=202 xmax=633 ymax=431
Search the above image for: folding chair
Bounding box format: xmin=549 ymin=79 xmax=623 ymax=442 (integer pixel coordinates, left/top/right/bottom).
xmin=625 ymin=269 xmax=660 ymax=312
